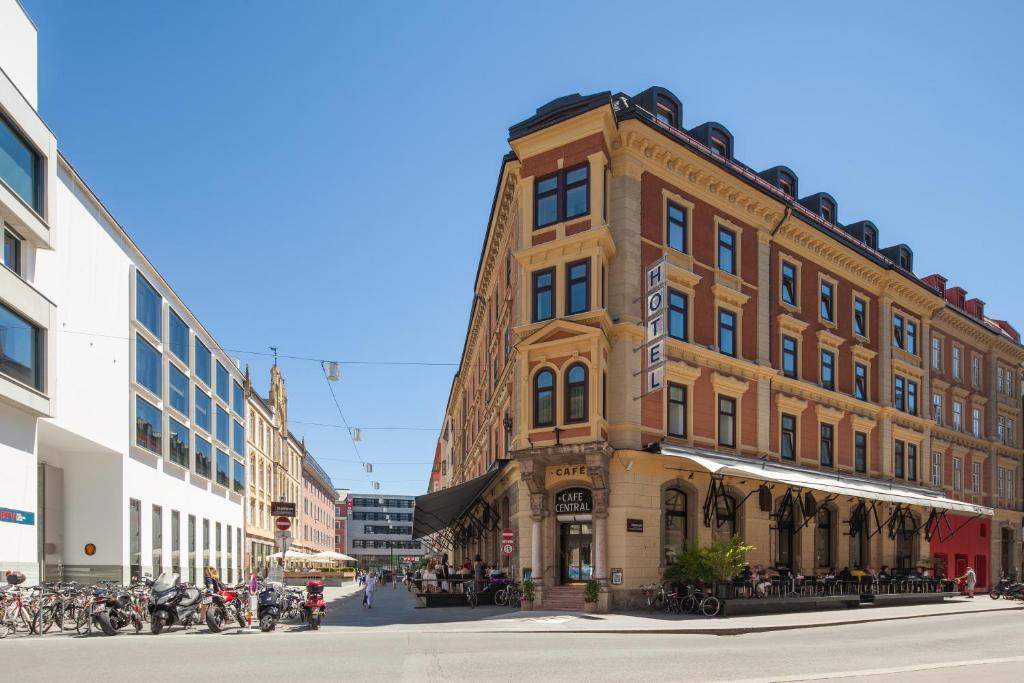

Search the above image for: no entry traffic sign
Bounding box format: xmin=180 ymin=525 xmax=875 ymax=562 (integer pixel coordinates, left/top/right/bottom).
xmin=502 ymin=528 xmax=514 ymax=542
xmin=275 ymin=516 xmax=291 ymax=532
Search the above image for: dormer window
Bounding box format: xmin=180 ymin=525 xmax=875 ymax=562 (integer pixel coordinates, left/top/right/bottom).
xmin=820 ymin=201 xmax=835 ymax=223
xmin=863 ymin=227 xmax=877 ymax=249
xmin=710 ymin=134 xmax=729 ymax=157
xmin=778 ymin=174 xmax=795 ymax=197
xmin=898 ymin=250 xmax=911 ymax=270
xmin=655 ymin=95 xmax=678 ymax=127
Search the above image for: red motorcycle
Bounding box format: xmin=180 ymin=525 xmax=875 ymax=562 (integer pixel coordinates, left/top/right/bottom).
xmin=302 ymin=580 xmax=325 ymax=630
xmin=205 ymin=583 xmax=248 ymax=632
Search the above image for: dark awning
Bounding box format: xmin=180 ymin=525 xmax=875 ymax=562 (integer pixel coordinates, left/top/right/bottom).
xmin=413 ymin=462 xmax=506 ymax=539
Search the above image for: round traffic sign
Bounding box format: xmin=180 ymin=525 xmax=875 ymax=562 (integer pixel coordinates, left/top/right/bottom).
xmin=275 ymin=516 xmax=291 ymax=531
xmin=501 ymin=542 xmax=514 ymax=556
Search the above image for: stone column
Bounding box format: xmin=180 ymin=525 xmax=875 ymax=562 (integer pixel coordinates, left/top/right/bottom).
xmin=530 ymin=493 xmax=545 ymax=605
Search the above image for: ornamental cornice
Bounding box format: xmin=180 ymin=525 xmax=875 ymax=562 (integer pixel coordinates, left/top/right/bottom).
xmin=892 ymin=355 xmax=925 ymax=378
xmin=710 ymin=371 xmax=750 ymax=396
xmin=931 ymin=378 xmax=951 ymax=391
xmin=881 ymin=275 xmax=944 ymax=316
xmin=951 ymin=386 xmax=970 ymax=399
xmin=615 ymin=126 xmax=784 ymax=230
xmin=666 ymin=359 xmax=702 ymax=383
xmin=666 ymin=261 xmax=702 ymax=290
xmin=816 ymin=328 xmax=845 ymax=350
xmin=850 ymin=413 xmax=877 ymax=432
xmin=815 ymin=404 xmax=845 ymax=423
xmin=711 ymin=283 xmax=750 ymax=308
xmin=777 ymin=313 xmax=810 ymax=336
xmin=851 ymin=344 xmax=877 ymax=362
xmin=775 ymin=393 xmax=809 ymax=415
xmin=934 ymin=309 xmax=1024 ymax=361
xmin=776 ymin=221 xmax=886 ymax=293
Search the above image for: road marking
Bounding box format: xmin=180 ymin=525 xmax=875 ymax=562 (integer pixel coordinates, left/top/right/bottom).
xmin=732 ymin=655 xmax=1024 ymax=682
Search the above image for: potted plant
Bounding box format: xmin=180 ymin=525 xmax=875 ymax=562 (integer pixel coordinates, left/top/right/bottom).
xmin=705 ymin=535 xmax=755 ymax=600
xmin=583 ymin=579 xmax=600 ymax=612
xmin=522 ymin=579 xmax=536 ymax=610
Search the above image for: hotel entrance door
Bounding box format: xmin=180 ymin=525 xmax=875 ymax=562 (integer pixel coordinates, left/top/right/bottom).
xmin=559 ymin=522 xmax=592 ymax=583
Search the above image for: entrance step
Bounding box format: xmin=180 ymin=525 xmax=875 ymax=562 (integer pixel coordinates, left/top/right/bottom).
xmin=541 ymin=586 xmax=586 ymax=611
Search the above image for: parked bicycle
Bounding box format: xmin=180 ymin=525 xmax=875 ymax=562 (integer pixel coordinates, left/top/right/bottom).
xmin=494 ymin=582 xmax=521 ymax=608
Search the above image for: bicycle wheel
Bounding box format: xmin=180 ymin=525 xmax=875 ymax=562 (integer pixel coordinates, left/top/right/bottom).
xmin=683 ymin=595 xmax=698 ymax=613
xmin=494 ymin=588 xmax=508 ymax=607
xmin=75 ymin=607 xmax=90 ymax=634
xmin=700 ymin=596 xmax=721 ymax=617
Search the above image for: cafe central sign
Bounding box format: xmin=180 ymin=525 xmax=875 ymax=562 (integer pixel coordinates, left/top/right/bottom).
xmin=554 ymin=487 xmax=593 ymax=516
xmin=644 ymin=256 xmax=668 ymax=394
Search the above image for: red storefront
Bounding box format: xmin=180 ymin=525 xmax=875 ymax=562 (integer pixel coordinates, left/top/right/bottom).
xmin=929 ymin=515 xmax=990 ymax=590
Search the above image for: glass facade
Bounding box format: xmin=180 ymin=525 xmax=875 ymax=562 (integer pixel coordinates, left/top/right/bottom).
xmin=0 ymin=300 xmax=42 ymax=390
xmin=0 ymin=113 xmax=41 ymax=212
xmin=216 ymin=449 xmax=230 ymax=487
xmin=233 ymin=380 xmax=245 ymax=418
xmin=168 ymin=417 xmax=190 ymax=468
xmin=216 ymin=362 xmax=230 ymax=402
xmin=135 ymin=273 xmax=161 ymax=337
xmin=195 ymin=339 xmax=212 ymax=386
xmin=232 ymin=419 xmax=245 ymax=455
xmin=135 ymin=336 xmax=161 ymax=395
xmin=216 ymin=406 xmax=229 ymax=444
xmin=233 ymin=460 xmax=245 ymax=494
xmin=168 ymin=364 xmax=189 ymax=416
xmin=195 ymin=388 xmax=211 ymax=432
xmin=168 ymin=310 xmax=189 ymax=363
xmin=194 ymin=435 xmax=212 ymax=478
xmin=135 ymin=396 xmax=162 ymax=454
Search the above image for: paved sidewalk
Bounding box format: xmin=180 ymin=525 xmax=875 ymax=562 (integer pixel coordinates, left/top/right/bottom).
xmin=323 ymin=587 xmax=1023 ymax=635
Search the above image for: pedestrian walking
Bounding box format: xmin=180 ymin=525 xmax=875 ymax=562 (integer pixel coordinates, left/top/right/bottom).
xmin=956 ymin=567 xmax=977 ymax=598
xmin=364 ymin=572 xmax=377 ymax=608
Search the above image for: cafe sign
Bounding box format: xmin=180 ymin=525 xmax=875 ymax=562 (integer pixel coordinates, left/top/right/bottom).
xmin=545 ymin=464 xmax=589 ymax=486
xmin=554 ymin=488 xmax=593 ymax=516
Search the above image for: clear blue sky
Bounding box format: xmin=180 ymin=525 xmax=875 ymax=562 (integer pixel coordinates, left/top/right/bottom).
xmin=22 ymin=0 xmax=1024 ymax=494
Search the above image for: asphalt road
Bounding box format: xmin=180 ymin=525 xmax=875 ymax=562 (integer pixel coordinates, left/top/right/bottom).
xmin=3 ymin=586 xmax=1021 ymax=682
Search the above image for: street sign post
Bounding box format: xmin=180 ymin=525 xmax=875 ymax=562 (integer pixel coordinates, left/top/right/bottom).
xmin=501 ymin=528 xmax=514 ymax=556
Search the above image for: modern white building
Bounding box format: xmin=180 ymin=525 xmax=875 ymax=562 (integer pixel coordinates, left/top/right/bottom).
xmin=346 ymin=494 xmax=424 ymax=571
xmin=1 ymin=0 xmax=245 ymax=586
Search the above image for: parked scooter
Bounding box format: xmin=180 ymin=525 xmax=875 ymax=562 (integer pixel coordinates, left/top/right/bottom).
xmin=205 ymin=583 xmax=249 ymax=632
xmin=989 ymin=577 xmax=1024 ymax=600
xmin=257 ymin=581 xmax=285 ymax=632
xmin=302 ymin=580 xmax=326 ymax=630
xmin=91 ymin=583 xmax=143 ymax=636
xmin=148 ymin=572 xmax=204 ymax=635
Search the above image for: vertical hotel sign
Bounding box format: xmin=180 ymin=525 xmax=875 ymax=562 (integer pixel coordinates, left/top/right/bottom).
xmin=644 ymin=257 xmax=668 ymax=393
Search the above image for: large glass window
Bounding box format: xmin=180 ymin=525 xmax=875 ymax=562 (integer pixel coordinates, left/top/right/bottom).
xmin=907 ymin=380 xmax=918 ymax=416
xmin=668 ymin=290 xmax=688 ymax=341
xmin=718 ymin=227 xmax=736 ymax=274
xmin=3 ymin=228 xmax=21 ymax=275
xmin=565 ymin=364 xmax=588 ymax=423
xmin=781 ymin=414 xmax=796 ymax=461
xmin=894 ymin=376 xmax=906 ymax=412
xmin=194 ymin=435 xmax=212 ymax=478
xmin=667 ymin=202 xmax=687 ymax=253
xmin=907 ymin=444 xmax=917 ymax=481
xmin=718 ymin=309 xmax=736 ymax=357
xmin=820 ymin=423 xmax=834 ymax=467
xmin=815 ymin=508 xmax=833 ymax=568
xmin=216 ymin=449 xmax=231 ymax=487
xmin=195 ymin=388 xmax=211 ymax=432
xmin=129 ymin=499 xmax=141 ymax=580
xmin=854 ymin=363 xmax=868 ymax=401
xmin=566 ymin=260 xmax=590 ymax=315
xmin=216 ymin=362 xmax=230 ymax=402
xmin=534 ymin=165 xmax=589 ymax=228
xmin=136 ymin=396 xmax=162 ymax=454
xmin=533 ymin=369 xmax=554 ymax=427
xmin=0 ymin=300 xmax=42 ymax=389
xmin=152 ymin=505 xmax=163 ymax=574
xmin=853 ymin=298 xmax=867 ymax=337
xmin=781 ymin=262 xmax=797 ymax=306
xmin=0 ymin=113 xmax=42 ymax=212
xmin=820 ymin=281 xmax=834 ymax=322
xmin=194 ymin=339 xmax=211 ymax=386
xmin=168 ymin=363 xmax=189 ymax=416
xmin=663 ymin=488 xmax=688 ymax=565
xmin=168 ymin=417 xmax=190 ymax=468
xmin=233 ymin=380 xmax=245 ymax=418
xmin=216 ymin=406 xmax=229 ymax=444
xmin=906 ymin=320 xmax=918 ymax=355
xmin=233 ymin=459 xmax=245 ymax=495
xmin=820 ymin=349 xmax=835 ymax=390
xmin=893 ymin=314 xmax=904 ymax=348
xmin=782 ymin=336 xmax=798 ymax=378
xmin=135 ymin=336 xmax=161 ymax=395
xmin=855 ymin=431 xmax=867 ymax=473
xmin=168 ymin=310 xmax=189 ymax=364
xmin=532 ymin=269 xmax=554 ymax=322
xmin=668 ymin=384 xmax=687 ymax=437
xmin=894 ymin=440 xmax=905 ymax=478
xmin=233 ymin=420 xmax=245 ymax=455
xmin=718 ymin=396 xmax=736 ymax=448
xmin=136 ymin=273 xmax=161 ymax=337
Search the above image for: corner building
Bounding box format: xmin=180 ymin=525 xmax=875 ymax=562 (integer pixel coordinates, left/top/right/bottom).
xmin=417 ymin=87 xmax=1024 ymax=611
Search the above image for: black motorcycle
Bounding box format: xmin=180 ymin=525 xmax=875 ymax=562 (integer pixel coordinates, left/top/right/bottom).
xmin=988 ymin=578 xmax=1024 ymax=600
xmin=148 ymin=572 xmax=203 ymax=635
xmin=257 ymin=581 xmax=284 ymax=632
xmin=91 ymin=584 xmax=142 ymax=636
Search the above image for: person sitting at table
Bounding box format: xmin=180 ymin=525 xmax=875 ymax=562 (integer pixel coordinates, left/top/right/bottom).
xmin=756 ymin=566 xmax=778 ymax=597
xmin=879 ymin=565 xmax=891 ymax=581
xmin=421 ymin=561 xmax=437 ymax=593
xmin=838 ymin=566 xmax=854 ymax=583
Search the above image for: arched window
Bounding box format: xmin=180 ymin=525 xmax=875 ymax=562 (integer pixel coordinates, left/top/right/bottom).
xmin=712 ymin=494 xmax=737 ymax=540
xmin=565 ymin=364 xmax=588 ymax=423
xmin=815 ymin=508 xmax=834 ymax=568
xmin=533 ymin=369 xmax=555 ymax=427
xmin=663 ymin=487 xmax=688 ymax=565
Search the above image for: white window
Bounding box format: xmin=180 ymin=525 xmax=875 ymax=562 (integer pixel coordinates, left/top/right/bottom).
xmin=998 ymin=367 xmax=1005 ymax=394
xmin=931 ymin=337 xmax=941 ymax=370
xmin=972 ymin=408 xmax=981 ymax=438
xmin=971 ymin=355 xmax=981 ymax=387
xmin=953 ymin=402 xmax=963 ymax=431
xmin=931 ymin=452 xmax=942 ymax=487
xmin=971 ymin=462 xmax=981 ymax=495
xmin=998 ymin=416 xmax=1006 ymax=442
xmin=953 ymin=457 xmax=963 ymax=491
xmin=933 ymin=393 xmax=943 ymax=426
xmin=998 ymin=467 xmax=1006 ymax=497
xmin=952 ymin=346 xmax=962 ymax=379
xmin=1009 ymin=470 xmax=1016 ymax=501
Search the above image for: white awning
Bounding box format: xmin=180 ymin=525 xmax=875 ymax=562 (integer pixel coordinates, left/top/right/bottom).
xmin=659 ymin=444 xmax=993 ymax=516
